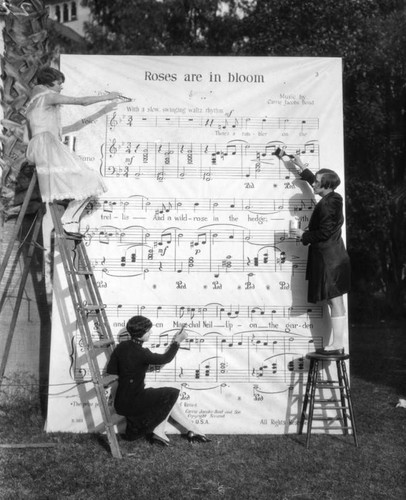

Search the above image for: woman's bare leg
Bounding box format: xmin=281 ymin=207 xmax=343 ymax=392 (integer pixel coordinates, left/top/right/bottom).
xmin=152 ymin=414 xmax=171 ymax=442
xmin=169 ymin=402 xmax=207 ymax=435
xmin=61 ymin=197 xmax=91 ymax=233
xmin=326 ymin=295 xmax=347 ymax=350
xmin=152 ymin=402 xmax=209 ymax=443
xmin=329 ymin=295 xmax=346 ymax=317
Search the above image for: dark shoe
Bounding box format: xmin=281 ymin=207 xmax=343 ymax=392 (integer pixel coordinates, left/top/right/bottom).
xmin=186 ymin=431 xmax=211 ymax=443
xmin=63 ymin=229 xmax=83 ymax=240
xmin=315 ymin=347 xmax=344 ymax=355
xmin=150 ymin=434 xmax=169 ymax=447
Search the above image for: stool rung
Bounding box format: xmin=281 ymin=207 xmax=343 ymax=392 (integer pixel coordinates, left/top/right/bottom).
xmin=313 ymin=404 xmax=348 ymax=410
xmin=311 ymin=416 xmax=343 ymax=421
xmin=309 ymin=426 xmax=352 ymax=430
xmin=315 ymin=384 xmax=345 ymax=389
xmin=314 ymin=399 xmax=342 ymax=403
xmin=309 ymin=426 xmax=355 ymax=431
xmin=302 ymin=414 xmax=345 ymax=421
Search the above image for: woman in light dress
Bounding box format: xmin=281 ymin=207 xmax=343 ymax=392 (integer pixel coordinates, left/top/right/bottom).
xmin=26 ymin=66 xmax=121 ymax=236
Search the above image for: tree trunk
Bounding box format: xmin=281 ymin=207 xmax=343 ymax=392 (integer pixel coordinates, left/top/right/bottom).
xmin=0 ymin=1 xmax=53 ymax=414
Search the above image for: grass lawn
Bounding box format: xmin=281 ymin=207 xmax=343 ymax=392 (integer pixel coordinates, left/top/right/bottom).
xmin=0 ymin=321 xmax=405 ymax=500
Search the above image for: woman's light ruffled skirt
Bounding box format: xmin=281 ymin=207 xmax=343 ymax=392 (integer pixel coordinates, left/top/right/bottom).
xmin=27 ymin=132 xmax=107 ymax=202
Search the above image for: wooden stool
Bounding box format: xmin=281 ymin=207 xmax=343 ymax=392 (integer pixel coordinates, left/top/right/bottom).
xmin=299 ymin=352 xmax=358 ymax=448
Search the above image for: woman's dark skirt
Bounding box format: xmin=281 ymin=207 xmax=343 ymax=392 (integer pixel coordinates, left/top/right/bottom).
xmin=122 ymin=387 xmax=179 ymax=441
xmin=306 ymin=240 xmax=351 ymax=303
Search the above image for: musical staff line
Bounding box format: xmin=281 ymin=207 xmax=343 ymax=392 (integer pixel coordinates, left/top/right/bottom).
xmin=103 ymin=139 xmax=319 ymax=180
xmin=91 ymin=254 xmax=305 ymax=277
xmin=84 ymin=225 xmax=299 ymax=246
xmin=105 ymin=303 xmax=323 ymax=320
xmin=107 ymin=113 xmax=319 ymax=132
xmin=86 ymin=196 xmax=316 ymax=217
xmin=144 ymin=334 xmax=324 ymax=385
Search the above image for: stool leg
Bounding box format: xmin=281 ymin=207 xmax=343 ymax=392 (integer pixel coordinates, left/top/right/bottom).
xmin=306 ymin=359 xmax=319 ymax=448
xmin=299 ymin=359 xmax=314 ymax=435
xmin=336 ymin=360 xmax=349 ymax=434
xmin=341 ymin=361 xmax=359 ymax=447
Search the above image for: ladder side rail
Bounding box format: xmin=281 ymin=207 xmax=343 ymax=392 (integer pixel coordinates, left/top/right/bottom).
xmin=73 ymin=242 xmax=117 ymax=376
xmin=0 ymin=230 xmax=27 ymax=312
xmin=73 ymin=294 xmax=123 ymax=459
xmin=0 ymin=172 xmax=38 ymax=284
xmin=48 ymin=203 xmax=104 ymax=381
xmin=49 ymin=204 xmax=103 ymax=361
xmin=57 ymin=263 xmax=123 ymax=458
xmin=0 ymin=210 xmax=44 ymax=384
xmin=48 ymin=203 xmax=88 ymax=321
xmin=75 ymin=242 xmax=115 ymax=346
xmin=48 ymin=203 xmax=122 ymax=458
xmin=73 ymin=243 xmax=122 ymax=457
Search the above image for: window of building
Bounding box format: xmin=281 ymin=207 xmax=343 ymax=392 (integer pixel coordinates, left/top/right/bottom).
xmin=51 ymin=1 xmax=78 ymax=24
xmin=71 ymin=1 xmax=77 ymax=21
xmin=63 ymin=3 xmax=69 ymax=23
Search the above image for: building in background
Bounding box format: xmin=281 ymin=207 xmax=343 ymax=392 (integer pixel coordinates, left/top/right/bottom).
xmin=45 ymin=0 xmax=91 ymax=38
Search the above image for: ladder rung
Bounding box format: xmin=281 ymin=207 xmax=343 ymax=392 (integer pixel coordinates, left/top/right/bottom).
xmin=93 ymin=338 xmax=115 ymax=348
xmin=83 ymin=304 xmax=106 ymax=312
xmin=31 ymin=241 xmax=47 ymax=251
xmin=75 ymin=269 xmax=94 ymax=276
xmin=62 ymin=233 xmax=83 ymax=241
xmin=102 ymin=374 xmax=118 ymax=387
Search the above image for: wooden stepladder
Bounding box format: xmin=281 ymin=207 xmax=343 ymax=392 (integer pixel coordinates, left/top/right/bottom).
xmin=48 ymin=202 xmax=122 ymax=459
xmin=0 ymin=170 xmax=121 ymax=458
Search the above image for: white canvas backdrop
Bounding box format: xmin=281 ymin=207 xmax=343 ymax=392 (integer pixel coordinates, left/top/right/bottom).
xmin=45 ymin=55 xmax=346 ymax=434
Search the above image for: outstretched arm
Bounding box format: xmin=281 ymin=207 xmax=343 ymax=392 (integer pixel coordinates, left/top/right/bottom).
xmin=45 ymin=91 xmax=122 ymax=107
xmin=62 ymin=101 xmax=117 ymax=135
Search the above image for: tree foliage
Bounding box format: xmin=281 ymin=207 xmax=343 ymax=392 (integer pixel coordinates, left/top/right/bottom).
xmin=83 ymin=0 xmax=406 ymax=316
xmin=85 ymin=0 xmax=241 ymax=55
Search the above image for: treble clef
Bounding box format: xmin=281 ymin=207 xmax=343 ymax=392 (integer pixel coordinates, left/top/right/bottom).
xmin=109 ymin=111 xmax=118 ymax=130
xmin=109 ymin=138 xmax=117 ymax=157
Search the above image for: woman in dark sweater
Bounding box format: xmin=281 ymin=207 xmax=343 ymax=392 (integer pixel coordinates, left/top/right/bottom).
xmin=289 ymin=157 xmax=350 ymax=354
xmin=107 ymin=315 xmax=210 ymax=446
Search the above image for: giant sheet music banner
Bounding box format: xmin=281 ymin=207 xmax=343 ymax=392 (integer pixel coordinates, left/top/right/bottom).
xmin=46 ymin=55 xmax=346 ymax=434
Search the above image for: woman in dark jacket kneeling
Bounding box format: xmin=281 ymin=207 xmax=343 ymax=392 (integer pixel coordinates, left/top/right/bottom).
xmin=107 ymin=315 xmax=210 ymax=446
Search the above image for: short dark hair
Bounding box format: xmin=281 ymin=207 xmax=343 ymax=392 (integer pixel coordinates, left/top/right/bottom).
xmin=316 ymin=169 xmax=341 ymax=190
xmin=126 ymin=316 xmax=152 ymax=338
xmin=36 ymin=67 xmax=65 ymax=86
